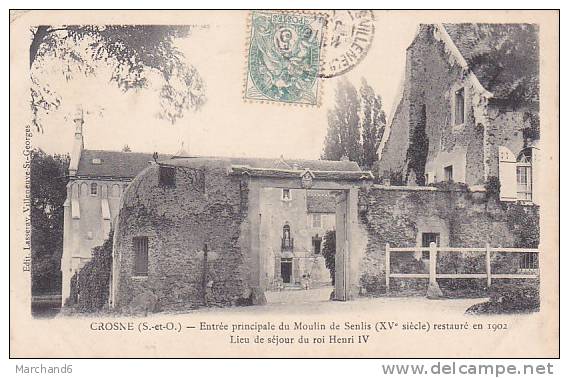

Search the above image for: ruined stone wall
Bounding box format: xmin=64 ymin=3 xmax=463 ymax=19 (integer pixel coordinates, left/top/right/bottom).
xmin=357 ymin=186 xmax=539 ymax=295
xmin=113 ymin=161 xmax=249 ymax=311
xmin=485 ymin=104 xmax=536 ymax=178
xmin=379 ymin=26 xmax=522 ymax=187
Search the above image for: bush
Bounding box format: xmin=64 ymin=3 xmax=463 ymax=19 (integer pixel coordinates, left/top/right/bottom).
xmin=322 ymin=230 xmax=336 ymax=284
xmin=67 ymin=231 xmax=113 ymax=312
xmin=466 ymin=280 xmax=539 ymax=314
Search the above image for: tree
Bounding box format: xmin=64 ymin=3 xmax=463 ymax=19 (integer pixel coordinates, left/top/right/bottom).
xmin=322 ymin=78 xmax=361 ymax=163
xmin=322 ymin=230 xmax=336 ymax=285
xmin=360 ymin=78 xmax=386 ymax=169
xmin=30 ymin=149 xmax=69 ymax=295
xmin=321 ymin=78 xmax=386 ymax=170
xmin=30 ymin=25 xmax=206 ymax=132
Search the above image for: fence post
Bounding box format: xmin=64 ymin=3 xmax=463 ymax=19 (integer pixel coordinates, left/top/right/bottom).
xmin=427 ymin=242 xmax=442 ymax=298
xmin=385 ymin=243 xmax=390 ymax=293
xmin=429 ymin=242 xmax=437 ymax=285
xmin=485 ymin=243 xmax=492 ymax=287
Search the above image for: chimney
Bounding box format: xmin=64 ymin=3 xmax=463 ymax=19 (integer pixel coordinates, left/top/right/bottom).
xmin=68 ymin=106 xmax=85 ymax=176
xmin=73 ymin=107 xmax=84 ymax=147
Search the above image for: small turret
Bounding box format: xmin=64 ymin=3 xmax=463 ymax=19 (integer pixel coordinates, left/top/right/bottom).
xmin=68 ymin=106 xmax=85 ymax=176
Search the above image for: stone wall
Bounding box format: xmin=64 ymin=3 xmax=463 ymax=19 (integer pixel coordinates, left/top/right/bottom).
xmin=377 ymin=25 xmax=534 ymax=187
xmin=112 ymin=161 xmax=250 ymax=311
xmin=357 ymin=186 xmax=539 ymax=295
xmin=485 ymin=104 xmax=537 ymax=178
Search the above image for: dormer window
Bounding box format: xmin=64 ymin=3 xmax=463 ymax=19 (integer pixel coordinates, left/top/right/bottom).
xmin=453 ymin=87 xmax=465 ymax=126
xmin=91 ymin=158 xmax=102 ymax=165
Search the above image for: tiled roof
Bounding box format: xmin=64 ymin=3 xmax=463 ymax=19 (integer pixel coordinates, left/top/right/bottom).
xmin=76 ymin=150 xmax=172 ymax=179
xmin=442 ymin=23 xmax=539 ymax=101
xmin=306 ymin=194 xmax=336 ymax=213
xmin=165 ymin=156 xmax=362 ymax=172
xmin=76 ymin=150 xmax=361 ymax=179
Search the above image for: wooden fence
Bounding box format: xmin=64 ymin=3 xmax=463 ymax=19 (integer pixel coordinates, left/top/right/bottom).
xmin=385 ymin=243 xmax=539 ymax=292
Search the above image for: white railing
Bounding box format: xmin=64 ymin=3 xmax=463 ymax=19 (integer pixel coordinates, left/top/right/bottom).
xmin=385 ymin=243 xmax=539 ymax=292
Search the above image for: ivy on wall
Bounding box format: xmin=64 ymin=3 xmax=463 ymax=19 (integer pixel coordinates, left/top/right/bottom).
xmin=406 ymin=104 xmax=429 ymax=186
xmin=65 ymin=231 xmax=113 ymax=312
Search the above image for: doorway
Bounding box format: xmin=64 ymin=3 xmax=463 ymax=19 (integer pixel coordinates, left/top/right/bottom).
xmin=280 ymin=258 xmax=292 ymax=283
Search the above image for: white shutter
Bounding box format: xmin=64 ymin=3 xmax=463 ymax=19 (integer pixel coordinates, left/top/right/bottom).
xmin=531 ymin=146 xmax=540 ymax=205
xmin=498 ymin=146 xmax=517 ymax=201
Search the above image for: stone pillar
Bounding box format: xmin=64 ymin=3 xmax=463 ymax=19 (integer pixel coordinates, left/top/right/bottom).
xmin=427 ymin=242 xmax=443 ymax=299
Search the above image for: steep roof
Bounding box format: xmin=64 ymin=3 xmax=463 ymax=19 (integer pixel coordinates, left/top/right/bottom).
xmin=75 ymin=150 xmax=361 ymax=179
xmin=306 ymin=194 xmax=336 ymax=213
xmin=76 ymin=150 xmax=171 ymax=179
xmin=442 ymin=23 xmax=539 ymax=101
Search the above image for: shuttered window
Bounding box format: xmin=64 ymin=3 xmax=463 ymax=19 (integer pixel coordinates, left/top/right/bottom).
xmin=133 ymin=236 xmax=149 ymax=276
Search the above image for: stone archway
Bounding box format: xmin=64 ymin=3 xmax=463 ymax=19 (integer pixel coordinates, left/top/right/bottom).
xmin=233 ymin=166 xmax=370 ymax=302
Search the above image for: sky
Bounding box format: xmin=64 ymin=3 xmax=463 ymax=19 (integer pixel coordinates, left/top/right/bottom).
xmin=32 ymin=12 xmax=418 ymax=160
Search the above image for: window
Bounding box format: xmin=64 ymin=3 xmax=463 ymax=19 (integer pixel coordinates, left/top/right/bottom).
xmin=454 ymin=87 xmax=465 ymax=125
xmin=159 ymin=165 xmax=176 ymax=187
xmin=133 ymin=236 xmax=149 ymax=276
xmin=282 ymin=224 xmax=293 ymax=250
xmin=91 ymin=158 xmax=102 ymax=165
xmin=282 ymin=189 xmax=291 ymax=201
xmin=90 ymin=182 xmax=98 ymax=196
xmin=421 ymin=233 xmax=440 ymax=260
xmin=312 ymin=234 xmax=322 ymax=254
xmin=444 ymin=165 xmax=453 ymax=182
xmin=516 ymin=149 xmax=532 ymax=201
xmin=312 ymin=213 xmax=322 ymax=228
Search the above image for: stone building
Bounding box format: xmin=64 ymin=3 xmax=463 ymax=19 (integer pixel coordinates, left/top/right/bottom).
xmin=61 ymin=112 xmax=170 ymax=302
xmin=64 ymin=24 xmax=542 ymax=310
xmin=377 ymin=23 xmax=540 ymax=203
xmin=61 ymin=116 xmax=359 ymax=305
xmin=110 ymin=157 xmax=370 ymax=310
xmin=260 ymin=188 xmax=336 ymax=288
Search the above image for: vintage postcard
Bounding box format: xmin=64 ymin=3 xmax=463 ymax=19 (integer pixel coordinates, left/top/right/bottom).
xmin=9 ymin=10 xmax=559 ymax=358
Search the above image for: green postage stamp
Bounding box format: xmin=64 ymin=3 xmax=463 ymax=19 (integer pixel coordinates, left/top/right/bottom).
xmin=244 ymin=11 xmax=326 ymax=106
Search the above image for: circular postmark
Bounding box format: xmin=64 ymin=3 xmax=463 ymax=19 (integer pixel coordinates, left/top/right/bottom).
xmin=320 ymin=10 xmax=375 ymax=78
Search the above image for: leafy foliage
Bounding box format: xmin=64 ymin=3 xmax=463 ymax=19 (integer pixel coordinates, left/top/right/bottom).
xmin=466 ymin=280 xmax=539 ymax=314
xmin=31 ymin=149 xmax=69 ymax=295
xmin=321 ymin=230 xmax=336 ymax=284
xmin=322 ymin=78 xmax=386 ymax=169
xmin=405 ymin=104 xmax=428 ymax=185
xmin=506 ymin=205 xmax=540 ymax=249
xmin=360 ymin=79 xmax=387 ymax=169
xmin=66 ymin=231 xmax=114 ymax=312
xmin=30 ymin=25 xmax=206 ymax=131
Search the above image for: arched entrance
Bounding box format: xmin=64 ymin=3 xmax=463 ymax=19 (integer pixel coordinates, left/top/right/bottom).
xmin=231 ymin=165 xmax=371 ymax=301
